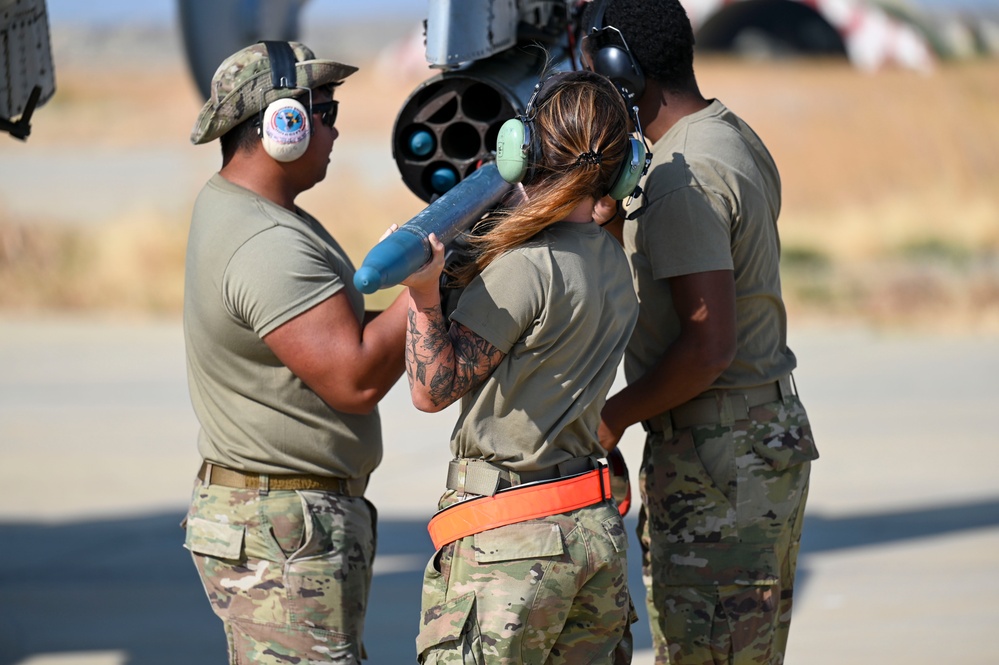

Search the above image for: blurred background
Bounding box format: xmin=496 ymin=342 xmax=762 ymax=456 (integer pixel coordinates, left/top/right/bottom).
xmin=2 ymin=0 xmax=998 ymax=325
xmin=1 ymin=1 xmax=998 ymax=663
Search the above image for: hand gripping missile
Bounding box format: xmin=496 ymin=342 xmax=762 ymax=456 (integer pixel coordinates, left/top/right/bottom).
xmin=353 ymin=163 xmax=512 ymax=294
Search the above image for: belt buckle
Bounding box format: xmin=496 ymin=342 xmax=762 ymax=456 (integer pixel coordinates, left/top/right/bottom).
xmin=448 ymin=459 xmax=503 ymax=496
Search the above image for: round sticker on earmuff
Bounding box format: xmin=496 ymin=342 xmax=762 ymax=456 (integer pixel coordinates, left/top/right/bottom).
xmin=262 ymin=99 xmax=310 ymax=162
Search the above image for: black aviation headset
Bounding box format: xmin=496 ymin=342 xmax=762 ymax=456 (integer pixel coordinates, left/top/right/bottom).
xmin=494 ymin=70 xmax=647 ymax=201
xmin=580 ymin=0 xmax=646 ymax=104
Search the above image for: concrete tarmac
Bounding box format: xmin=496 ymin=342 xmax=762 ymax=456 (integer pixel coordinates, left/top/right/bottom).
xmin=1 ymin=315 xmax=997 ymax=664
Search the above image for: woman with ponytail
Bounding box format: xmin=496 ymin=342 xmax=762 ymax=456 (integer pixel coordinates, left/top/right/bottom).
xmin=400 ymin=69 xmax=640 ymax=664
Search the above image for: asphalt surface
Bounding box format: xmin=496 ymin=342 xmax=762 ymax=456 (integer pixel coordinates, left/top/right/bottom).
xmin=1 ymin=315 xmax=997 ymax=664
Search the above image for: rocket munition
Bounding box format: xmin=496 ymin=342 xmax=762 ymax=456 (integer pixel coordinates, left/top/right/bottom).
xmin=353 ymin=163 xmax=512 ymax=294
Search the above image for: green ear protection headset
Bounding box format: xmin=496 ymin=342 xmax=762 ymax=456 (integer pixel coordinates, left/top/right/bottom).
xmin=495 ymin=70 xmax=648 ymax=201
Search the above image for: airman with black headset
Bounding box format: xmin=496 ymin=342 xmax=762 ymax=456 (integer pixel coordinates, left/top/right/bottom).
xmin=582 ymin=1 xmax=820 ymax=663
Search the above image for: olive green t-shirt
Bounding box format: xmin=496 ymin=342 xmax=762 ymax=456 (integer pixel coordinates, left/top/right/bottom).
xmin=184 ymin=174 xmax=380 ymax=478
xmin=623 ymin=100 xmax=797 ymax=389
xmin=449 ymin=222 xmax=638 ymax=471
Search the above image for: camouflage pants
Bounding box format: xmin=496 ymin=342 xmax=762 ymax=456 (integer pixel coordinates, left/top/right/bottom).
xmin=184 ymin=480 xmax=377 ymax=664
xmin=417 ymin=493 xmax=635 ymax=664
xmin=639 ymin=395 xmax=818 ymax=665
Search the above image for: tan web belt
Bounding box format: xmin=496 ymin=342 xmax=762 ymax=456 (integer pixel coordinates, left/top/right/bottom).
xmin=197 ymin=462 xmax=367 ymax=496
xmin=643 ymin=375 xmax=796 ymax=434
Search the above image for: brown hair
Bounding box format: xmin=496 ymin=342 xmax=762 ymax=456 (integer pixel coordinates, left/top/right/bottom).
xmin=451 ymin=70 xmax=632 ymax=286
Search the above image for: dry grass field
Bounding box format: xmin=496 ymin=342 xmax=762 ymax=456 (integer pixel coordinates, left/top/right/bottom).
xmin=2 ymin=38 xmax=998 ymax=332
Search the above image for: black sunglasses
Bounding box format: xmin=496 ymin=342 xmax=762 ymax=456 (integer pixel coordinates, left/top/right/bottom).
xmin=311 ymin=100 xmax=339 ymax=129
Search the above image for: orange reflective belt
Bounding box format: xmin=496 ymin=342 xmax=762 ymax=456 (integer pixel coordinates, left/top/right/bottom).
xmin=427 ymin=467 xmax=611 ymax=550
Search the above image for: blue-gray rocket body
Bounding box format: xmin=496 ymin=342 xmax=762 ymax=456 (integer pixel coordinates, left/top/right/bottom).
xmin=353 ymin=163 xmax=512 ymax=294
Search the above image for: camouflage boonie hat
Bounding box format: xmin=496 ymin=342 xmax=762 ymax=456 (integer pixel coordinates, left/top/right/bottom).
xmin=190 ymin=41 xmax=357 ymax=145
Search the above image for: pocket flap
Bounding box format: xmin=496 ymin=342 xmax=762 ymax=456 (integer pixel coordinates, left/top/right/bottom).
xmin=474 ymin=522 xmax=563 ymax=563
xmin=602 ymin=516 xmax=630 ymax=554
xmin=416 ymin=590 xmax=476 ymax=654
xmin=184 ymin=516 xmax=245 ymax=559
xmin=752 ymin=427 xmax=819 ymax=471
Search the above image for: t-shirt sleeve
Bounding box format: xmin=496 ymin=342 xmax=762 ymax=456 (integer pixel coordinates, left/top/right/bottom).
xmin=223 ymin=226 xmax=344 ymax=337
xmin=641 ymin=185 xmax=734 ymax=280
xmin=450 ymin=250 xmax=545 ymax=354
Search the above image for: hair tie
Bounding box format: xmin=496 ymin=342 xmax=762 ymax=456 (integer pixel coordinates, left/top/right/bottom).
xmin=574 ymin=150 xmax=603 ymax=167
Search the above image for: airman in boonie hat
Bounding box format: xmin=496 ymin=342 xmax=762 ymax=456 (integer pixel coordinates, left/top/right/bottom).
xmin=190 ymin=41 xmax=357 ymax=145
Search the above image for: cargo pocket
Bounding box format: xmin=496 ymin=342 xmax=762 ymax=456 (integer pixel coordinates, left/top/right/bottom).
xmin=184 ymin=516 xmax=245 ymax=560
xmin=417 ymin=591 xmax=483 ymax=665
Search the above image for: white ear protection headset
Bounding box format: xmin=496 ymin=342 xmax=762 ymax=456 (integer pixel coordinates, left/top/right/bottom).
xmin=259 ymin=41 xmax=312 ymax=162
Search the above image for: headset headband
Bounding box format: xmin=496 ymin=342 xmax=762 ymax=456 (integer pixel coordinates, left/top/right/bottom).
xmin=495 ymin=69 xmax=650 ymax=201
xmin=263 ymin=40 xmax=298 ymax=90
xmin=581 ymin=0 xmax=645 ymax=103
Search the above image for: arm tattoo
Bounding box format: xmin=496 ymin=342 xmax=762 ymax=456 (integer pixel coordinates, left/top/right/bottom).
xmin=405 ymin=308 xmax=428 ymax=388
xmin=405 ymin=304 xmax=505 ymax=408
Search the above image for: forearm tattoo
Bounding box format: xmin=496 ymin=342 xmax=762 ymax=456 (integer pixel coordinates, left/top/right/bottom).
xmin=406 ymin=305 xmax=504 ymax=408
